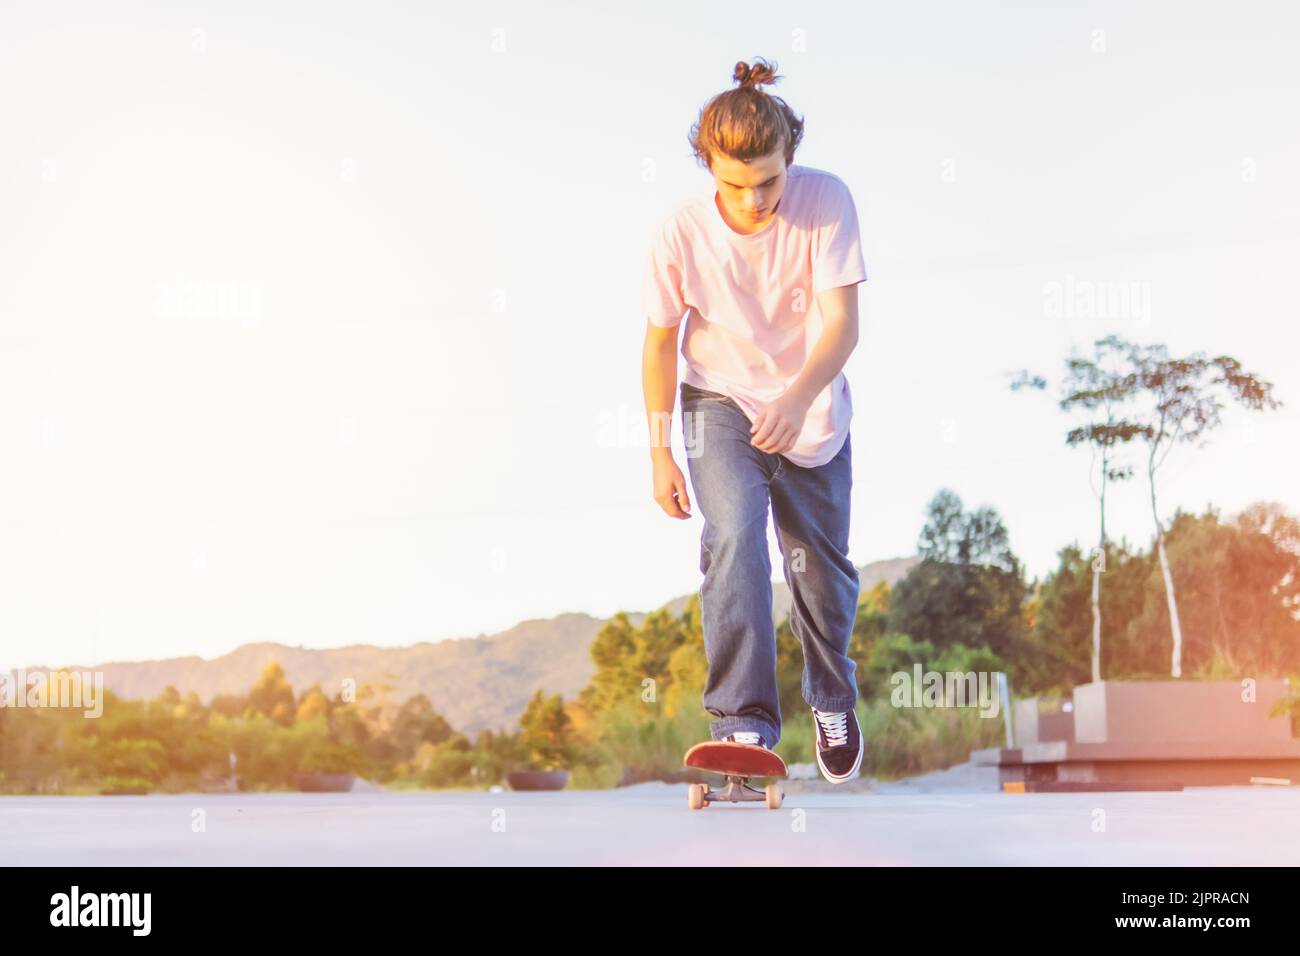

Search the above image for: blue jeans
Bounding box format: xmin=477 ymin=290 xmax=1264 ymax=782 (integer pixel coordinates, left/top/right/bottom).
xmin=680 ymin=381 xmax=860 ymax=748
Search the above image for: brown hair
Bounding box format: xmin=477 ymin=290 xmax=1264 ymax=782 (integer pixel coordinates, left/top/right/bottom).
xmin=688 ymin=57 xmax=805 ymax=171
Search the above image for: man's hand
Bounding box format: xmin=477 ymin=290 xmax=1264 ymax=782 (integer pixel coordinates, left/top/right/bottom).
xmin=750 ymin=389 xmax=811 ymax=454
xmin=652 ymin=453 xmax=692 ymax=519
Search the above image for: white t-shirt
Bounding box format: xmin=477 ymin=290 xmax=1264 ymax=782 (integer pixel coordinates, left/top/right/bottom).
xmin=642 ymin=164 xmax=867 ymax=467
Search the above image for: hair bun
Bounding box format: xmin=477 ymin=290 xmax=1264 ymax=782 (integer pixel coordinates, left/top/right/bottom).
xmin=733 ymin=57 xmax=780 ymax=91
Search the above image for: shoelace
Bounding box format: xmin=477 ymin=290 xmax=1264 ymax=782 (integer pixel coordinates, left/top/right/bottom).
xmin=730 ymin=732 xmax=763 ymax=746
xmin=814 ymin=710 xmax=849 ymax=747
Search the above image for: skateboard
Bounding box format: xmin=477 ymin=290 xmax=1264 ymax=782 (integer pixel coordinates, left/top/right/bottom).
xmin=682 ymin=740 xmax=787 ymax=809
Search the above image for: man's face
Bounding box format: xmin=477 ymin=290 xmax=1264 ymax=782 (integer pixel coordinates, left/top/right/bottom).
xmin=710 ymin=145 xmax=788 ymax=223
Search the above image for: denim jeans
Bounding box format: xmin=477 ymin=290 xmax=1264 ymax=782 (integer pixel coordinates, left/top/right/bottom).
xmin=680 ymin=381 xmax=860 ymax=748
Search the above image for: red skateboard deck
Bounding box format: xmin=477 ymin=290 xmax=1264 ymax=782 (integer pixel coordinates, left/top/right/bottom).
xmin=684 ymin=741 xmax=788 ymax=777
xmin=682 ymin=741 xmax=786 ymax=809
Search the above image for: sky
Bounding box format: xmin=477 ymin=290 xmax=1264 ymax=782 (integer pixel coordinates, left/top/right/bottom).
xmin=2 ymin=0 xmax=1298 ymax=671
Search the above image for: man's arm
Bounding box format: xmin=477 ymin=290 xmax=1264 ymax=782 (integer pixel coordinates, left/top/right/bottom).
xmin=642 ymin=320 xmax=692 ymax=518
xmin=642 ymin=321 xmax=679 ymax=459
xmin=749 ymin=283 xmax=861 ymax=453
xmin=784 ymin=283 xmax=861 ymax=407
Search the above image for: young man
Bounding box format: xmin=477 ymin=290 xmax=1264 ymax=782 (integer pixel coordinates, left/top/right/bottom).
xmin=641 ymin=59 xmax=867 ymax=783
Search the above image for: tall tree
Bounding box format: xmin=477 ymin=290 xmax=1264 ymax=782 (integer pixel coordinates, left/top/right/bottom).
xmin=1013 ymin=335 xmax=1143 ymax=682
xmin=1125 ymin=344 xmax=1281 ymax=677
xmin=1021 ymin=539 xmax=1151 ymax=691
xmin=888 ymin=490 xmax=1027 ymax=667
xmin=518 ymin=689 xmax=576 ymax=771
xmin=247 ymin=662 xmax=296 ymax=726
xmin=580 ymin=609 xmax=689 ymax=718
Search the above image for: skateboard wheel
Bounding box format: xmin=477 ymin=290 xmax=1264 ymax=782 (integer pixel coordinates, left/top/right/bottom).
xmin=765 ymin=783 xmax=783 ymax=809
xmin=688 ymin=783 xmax=706 ymax=810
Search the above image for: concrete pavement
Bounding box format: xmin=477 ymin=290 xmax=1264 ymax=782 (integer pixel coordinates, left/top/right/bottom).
xmin=4 ymin=784 xmax=1299 ymax=866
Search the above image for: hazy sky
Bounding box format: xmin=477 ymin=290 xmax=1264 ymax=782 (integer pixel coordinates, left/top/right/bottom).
xmin=2 ymin=1 xmax=1297 ymax=671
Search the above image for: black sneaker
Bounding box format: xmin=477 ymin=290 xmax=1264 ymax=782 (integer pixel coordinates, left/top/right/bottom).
xmin=812 ymin=707 xmax=863 ymax=783
xmin=725 ymin=731 xmax=769 ymax=749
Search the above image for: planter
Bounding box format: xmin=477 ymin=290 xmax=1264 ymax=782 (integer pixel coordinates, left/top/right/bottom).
xmin=978 ymin=679 xmax=1300 ymax=789
xmin=292 ymin=772 xmax=356 ymax=792
xmin=1012 ymin=696 xmax=1075 ymax=747
xmin=620 ymin=766 xmax=712 ymax=786
xmin=505 ymin=770 xmax=569 ymax=791
xmin=1072 ymin=679 xmax=1295 ymax=745
xmin=98 ymin=780 xmax=150 ymax=795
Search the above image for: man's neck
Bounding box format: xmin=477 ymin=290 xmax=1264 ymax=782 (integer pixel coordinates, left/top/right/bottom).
xmin=715 ymin=193 xmax=780 ymax=235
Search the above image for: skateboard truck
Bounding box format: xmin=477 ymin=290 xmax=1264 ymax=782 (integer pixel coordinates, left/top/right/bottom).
xmin=709 ymin=776 xmax=774 ymax=803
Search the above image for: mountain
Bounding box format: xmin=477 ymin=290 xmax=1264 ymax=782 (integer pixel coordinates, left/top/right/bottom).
xmin=658 ymin=555 xmax=918 ymax=623
xmin=46 ymin=613 xmax=605 ymax=739
xmin=35 ymin=557 xmax=918 ymax=736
